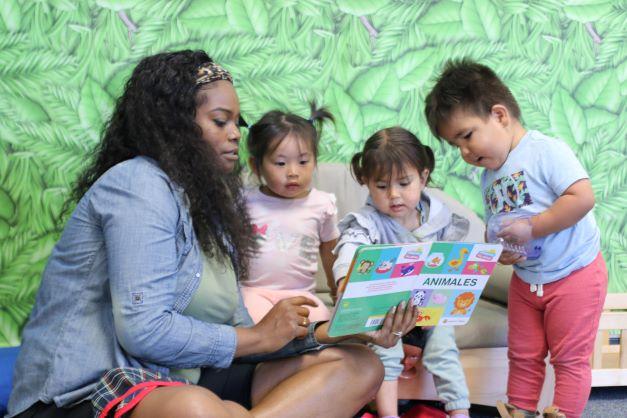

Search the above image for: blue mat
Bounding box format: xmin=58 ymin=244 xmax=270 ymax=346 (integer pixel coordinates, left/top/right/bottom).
xmin=0 ymin=346 xmax=20 ymax=415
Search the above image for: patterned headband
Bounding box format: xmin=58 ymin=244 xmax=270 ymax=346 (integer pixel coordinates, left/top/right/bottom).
xmin=195 ymin=62 xmax=233 ymax=85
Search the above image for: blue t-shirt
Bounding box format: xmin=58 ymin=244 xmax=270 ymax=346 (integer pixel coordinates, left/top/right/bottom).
xmin=481 ymin=130 xmax=600 ymax=284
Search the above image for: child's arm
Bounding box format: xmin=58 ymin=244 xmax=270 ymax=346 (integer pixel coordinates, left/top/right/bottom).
xmin=332 ymin=240 xmax=363 ymax=303
xmin=499 ymin=179 xmax=595 ymax=244
xmin=531 ymin=179 xmax=595 ymax=237
xmin=320 ymin=239 xmax=338 ymax=301
xmin=331 ymin=214 xmax=373 ymax=302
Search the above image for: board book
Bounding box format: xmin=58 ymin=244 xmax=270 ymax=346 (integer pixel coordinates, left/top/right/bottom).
xmin=328 ymin=241 xmax=503 ymax=337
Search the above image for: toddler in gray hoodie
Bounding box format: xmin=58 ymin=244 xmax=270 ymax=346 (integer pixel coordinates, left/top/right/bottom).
xmin=334 ymin=127 xmax=470 ymax=418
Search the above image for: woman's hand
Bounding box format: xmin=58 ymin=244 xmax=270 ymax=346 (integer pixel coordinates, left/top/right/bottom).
xmin=365 ymin=300 xmax=418 ymax=348
xmin=252 ymin=296 xmax=318 ymax=353
xmin=313 ymin=299 xmax=418 ymax=346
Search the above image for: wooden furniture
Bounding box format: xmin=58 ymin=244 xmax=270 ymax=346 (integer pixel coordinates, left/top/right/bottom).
xmin=592 ymin=293 xmax=627 ymax=387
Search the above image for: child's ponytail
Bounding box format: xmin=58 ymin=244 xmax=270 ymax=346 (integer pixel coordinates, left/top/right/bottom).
xmin=350 ymin=151 xmax=365 ymax=185
xmin=308 ymin=101 xmax=334 ymax=143
xmin=422 ymin=145 xmax=435 ymax=183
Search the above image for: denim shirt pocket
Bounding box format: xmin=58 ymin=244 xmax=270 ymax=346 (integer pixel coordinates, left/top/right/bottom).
xmin=176 ymin=214 xmax=193 ymax=262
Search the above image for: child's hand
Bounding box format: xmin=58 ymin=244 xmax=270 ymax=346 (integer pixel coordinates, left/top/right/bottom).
xmin=330 ymin=287 xmax=337 ymax=303
xmin=332 ymin=278 xmax=345 ymax=304
xmin=499 ymin=250 xmax=526 ymax=265
xmin=497 ymin=217 xmax=533 ymax=245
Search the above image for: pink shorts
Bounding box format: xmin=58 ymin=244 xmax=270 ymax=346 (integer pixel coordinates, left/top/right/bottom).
xmin=240 ymin=286 xmax=331 ymax=323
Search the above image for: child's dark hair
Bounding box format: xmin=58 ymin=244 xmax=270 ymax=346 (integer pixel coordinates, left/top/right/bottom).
xmin=247 ymin=102 xmax=334 ymax=171
xmin=424 ymin=58 xmax=521 ymax=139
xmin=351 ymin=127 xmax=435 ymax=186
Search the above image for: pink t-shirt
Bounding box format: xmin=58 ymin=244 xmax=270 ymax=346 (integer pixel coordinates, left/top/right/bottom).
xmin=243 ymin=187 xmax=339 ymax=291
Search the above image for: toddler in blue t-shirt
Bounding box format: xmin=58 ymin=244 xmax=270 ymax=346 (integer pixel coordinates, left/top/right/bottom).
xmin=425 ymin=58 xmax=608 ymax=418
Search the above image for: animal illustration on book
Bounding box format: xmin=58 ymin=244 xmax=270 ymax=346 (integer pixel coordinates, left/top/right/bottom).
xmin=375 ymin=260 xmax=394 ymax=274
xmin=400 ymin=264 xmax=415 ymax=276
xmin=448 ymin=248 xmax=469 ymax=270
xmin=450 ymin=292 xmax=475 ymax=315
xmin=358 ymin=259 xmax=374 ymax=274
xmin=411 ymin=290 xmax=427 ymax=306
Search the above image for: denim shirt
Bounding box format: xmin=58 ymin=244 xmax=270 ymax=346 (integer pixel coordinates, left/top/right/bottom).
xmin=7 ymin=157 xmax=322 ymax=417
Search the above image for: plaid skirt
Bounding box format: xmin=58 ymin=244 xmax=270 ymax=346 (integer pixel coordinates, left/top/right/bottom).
xmin=91 ymin=368 xmax=187 ymax=418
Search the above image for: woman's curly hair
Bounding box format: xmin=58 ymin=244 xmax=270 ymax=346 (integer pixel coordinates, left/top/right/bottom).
xmin=69 ymin=50 xmax=255 ymax=279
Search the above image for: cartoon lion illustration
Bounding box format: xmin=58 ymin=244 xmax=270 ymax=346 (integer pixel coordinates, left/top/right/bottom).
xmin=450 ymin=292 xmax=475 ymax=315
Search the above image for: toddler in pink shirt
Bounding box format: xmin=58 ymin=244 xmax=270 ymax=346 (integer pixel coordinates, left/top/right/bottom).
xmin=240 ymin=104 xmax=338 ymax=323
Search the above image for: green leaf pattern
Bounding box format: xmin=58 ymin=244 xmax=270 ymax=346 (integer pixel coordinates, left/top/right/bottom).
xmin=549 ymin=87 xmax=588 ymax=146
xmin=0 ymin=0 xmax=625 ymax=345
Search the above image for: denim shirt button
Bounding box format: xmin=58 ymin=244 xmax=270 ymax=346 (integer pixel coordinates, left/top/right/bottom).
xmin=195 ymin=272 xmax=200 ymax=277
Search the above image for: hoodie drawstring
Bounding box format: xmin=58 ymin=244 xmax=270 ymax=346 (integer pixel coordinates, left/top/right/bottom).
xmin=530 ymin=283 xmax=544 ymax=297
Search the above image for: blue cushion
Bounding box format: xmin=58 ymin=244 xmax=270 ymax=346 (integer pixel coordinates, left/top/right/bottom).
xmin=0 ymin=346 xmax=20 ymax=415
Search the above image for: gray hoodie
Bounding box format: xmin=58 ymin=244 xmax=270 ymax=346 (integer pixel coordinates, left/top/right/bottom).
xmin=333 ymin=190 xmax=469 ymax=283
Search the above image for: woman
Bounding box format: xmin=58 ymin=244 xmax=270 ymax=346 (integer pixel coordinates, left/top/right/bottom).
xmin=7 ymin=50 xmax=417 ymax=418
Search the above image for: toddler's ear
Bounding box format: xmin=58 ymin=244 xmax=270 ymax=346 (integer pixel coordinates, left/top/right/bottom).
xmin=491 ymin=104 xmax=509 ymax=125
xmin=420 ymin=169 xmax=430 ymax=183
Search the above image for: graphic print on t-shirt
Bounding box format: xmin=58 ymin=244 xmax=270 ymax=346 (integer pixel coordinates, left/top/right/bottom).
xmin=251 ymin=221 xmax=318 ymax=262
xmin=252 ymin=223 xmax=268 ymax=239
xmin=484 ymin=170 xmax=533 ymax=214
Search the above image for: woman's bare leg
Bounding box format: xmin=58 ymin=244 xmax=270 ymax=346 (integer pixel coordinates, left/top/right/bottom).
xmin=130 ymin=344 xmax=382 ymax=418
xmin=130 ymin=385 xmax=251 ymax=418
xmin=251 ymin=344 xmax=384 ymax=418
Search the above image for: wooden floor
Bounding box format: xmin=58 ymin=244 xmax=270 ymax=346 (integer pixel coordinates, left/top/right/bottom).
xmin=398 ymin=347 xmax=556 ymax=409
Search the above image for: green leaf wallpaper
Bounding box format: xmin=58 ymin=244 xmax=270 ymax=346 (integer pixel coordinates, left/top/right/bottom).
xmin=0 ymin=0 xmax=625 ymax=346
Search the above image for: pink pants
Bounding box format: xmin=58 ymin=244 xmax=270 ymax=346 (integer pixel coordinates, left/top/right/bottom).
xmin=240 ymin=286 xmax=331 ymax=324
xmin=507 ymin=253 xmax=607 ymax=418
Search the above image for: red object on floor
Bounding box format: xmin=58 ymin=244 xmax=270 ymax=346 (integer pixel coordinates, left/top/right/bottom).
xmin=401 ymin=403 xmax=447 ymax=418
xmin=359 ymin=413 xmax=377 ymax=418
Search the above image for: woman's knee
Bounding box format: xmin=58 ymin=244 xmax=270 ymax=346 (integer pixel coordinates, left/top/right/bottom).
xmin=176 ymin=386 xmax=225 ymax=418
xmin=337 ymin=344 xmax=385 ymax=386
